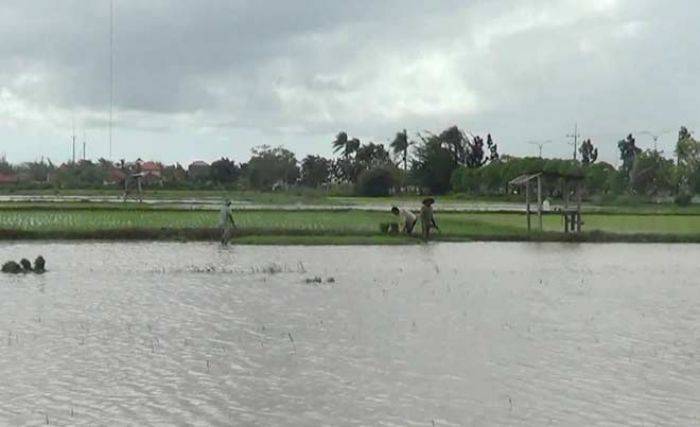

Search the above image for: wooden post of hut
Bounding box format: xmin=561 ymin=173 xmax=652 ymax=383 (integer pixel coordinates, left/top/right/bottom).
xmin=509 ymin=173 xmax=543 ymax=234
xmin=576 ymin=182 xmax=582 ymax=232
xmin=510 ymin=171 xmax=584 ymax=235
xmin=525 ymin=180 xmax=531 ymax=232
xmin=563 ymin=180 xmax=570 ymax=233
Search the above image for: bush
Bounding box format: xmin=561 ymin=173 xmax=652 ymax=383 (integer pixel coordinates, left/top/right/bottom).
xmin=379 ymin=222 xmax=399 ymax=234
xmin=675 ymin=192 xmax=692 ymax=206
xmin=356 ymin=166 xmax=399 ymax=197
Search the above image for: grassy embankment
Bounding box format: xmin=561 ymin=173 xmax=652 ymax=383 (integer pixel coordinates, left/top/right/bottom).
xmin=3 ymin=204 xmax=700 ymax=243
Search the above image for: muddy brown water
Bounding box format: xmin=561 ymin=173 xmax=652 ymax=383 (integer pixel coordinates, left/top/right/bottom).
xmin=0 ymin=242 xmax=698 ymax=426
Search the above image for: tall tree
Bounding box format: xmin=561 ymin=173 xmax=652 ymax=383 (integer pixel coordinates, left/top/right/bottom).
xmin=411 ymin=133 xmax=458 ymax=194
xmin=486 ymin=134 xmax=499 ymax=162
xmin=209 ymin=157 xmax=241 ymax=184
xmin=332 ymin=132 xmax=350 ymax=158
xmin=355 ymin=142 xmax=391 ymax=170
xmin=246 ymin=145 xmax=299 ymax=190
xmin=618 ymin=133 xmax=641 ymax=176
xmin=439 ymin=126 xmax=467 ymax=164
xmin=390 ymin=129 xmax=410 ymax=172
xmin=332 ymin=132 xmax=361 ymax=160
xmin=579 ymin=139 xmax=598 ymax=165
xmin=630 ymin=150 xmax=675 ymax=196
xmin=675 ymin=126 xmax=700 ymax=192
xmin=465 ymin=135 xmax=485 ymax=168
xmin=300 ymin=155 xmax=332 ymax=187
xmin=675 ymin=126 xmax=699 ymax=167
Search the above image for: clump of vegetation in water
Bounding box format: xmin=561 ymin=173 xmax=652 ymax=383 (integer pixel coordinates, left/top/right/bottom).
xmin=304 ymin=276 xmax=336 ymax=285
xmin=379 ymin=222 xmax=399 ymax=234
xmin=2 ymin=261 xmax=22 ymax=274
xmin=34 ymin=256 xmax=46 ymax=273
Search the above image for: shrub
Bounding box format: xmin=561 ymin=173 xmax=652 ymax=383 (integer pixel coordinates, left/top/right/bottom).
xmin=357 ymin=166 xmax=399 ymax=197
xmin=675 ymin=192 xmax=692 ymax=206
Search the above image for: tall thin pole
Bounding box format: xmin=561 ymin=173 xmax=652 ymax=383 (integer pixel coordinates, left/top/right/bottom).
xmin=72 ymin=119 xmax=76 ymax=163
xmin=537 ymin=175 xmax=542 ymax=232
xmin=109 ymin=0 xmax=114 ymax=159
xmin=566 ymin=123 xmax=580 ymax=161
xmin=83 ymin=131 xmax=87 ymax=160
xmin=527 ymin=140 xmax=551 ymax=158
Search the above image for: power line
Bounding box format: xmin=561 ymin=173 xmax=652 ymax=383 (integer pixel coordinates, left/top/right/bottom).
xmin=526 ymin=140 xmax=553 ymax=158
xmin=638 ymin=129 xmax=671 ymax=151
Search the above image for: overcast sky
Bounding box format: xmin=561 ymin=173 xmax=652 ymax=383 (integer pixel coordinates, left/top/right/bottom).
xmin=1 ymin=0 xmax=699 ymax=165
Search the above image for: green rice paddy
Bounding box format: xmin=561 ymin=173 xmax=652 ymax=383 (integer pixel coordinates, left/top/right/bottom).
xmin=2 ymin=206 xmax=700 ymax=243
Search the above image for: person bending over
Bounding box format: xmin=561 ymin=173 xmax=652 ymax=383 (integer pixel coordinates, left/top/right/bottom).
xmin=391 ymin=206 xmax=418 ymax=235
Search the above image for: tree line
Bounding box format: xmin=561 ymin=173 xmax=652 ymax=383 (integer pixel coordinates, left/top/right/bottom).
xmin=2 ymin=125 xmax=700 ymax=202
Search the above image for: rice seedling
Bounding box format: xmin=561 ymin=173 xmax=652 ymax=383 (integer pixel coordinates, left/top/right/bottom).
xmin=3 ymin=206 xmax=700 ymax=243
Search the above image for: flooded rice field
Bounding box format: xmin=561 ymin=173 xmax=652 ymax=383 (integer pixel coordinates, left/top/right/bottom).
xmin=0 ymin=242 xmax=698 ymax=426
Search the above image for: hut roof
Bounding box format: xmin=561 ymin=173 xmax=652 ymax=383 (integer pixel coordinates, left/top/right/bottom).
xmin=508 ymin=173 xmax=541 ymax=186
xmin=509 ymin=169 xmax=584 ymax=186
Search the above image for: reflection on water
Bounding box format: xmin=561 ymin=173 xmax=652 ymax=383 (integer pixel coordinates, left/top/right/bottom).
xmin=0 ymin=242 xmax=698 ymax=426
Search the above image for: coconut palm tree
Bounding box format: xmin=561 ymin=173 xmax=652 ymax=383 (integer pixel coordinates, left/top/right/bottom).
xmin=390 ymin=129 xmax=410 ymax=172
xmin=347 ymin=138 xmax=361 ymax=157
xmin=332 ymin=132 xmax=350 ymax=158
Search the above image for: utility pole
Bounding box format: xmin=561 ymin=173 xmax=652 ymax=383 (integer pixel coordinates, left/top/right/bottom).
xmin=109 ymin=0 xmax=114 ymax=159
xmin=566 ymin=123 xmax=580 ymax=160
xmin=83 ymin=131 xmax=87 ymax=160
xmin=71 ymin=120 xmax=76 ymax=164
xmin=526 ymin=140 xmax=552 ymax=158
xmin=638 ymin=129 xmax=671 ymax=152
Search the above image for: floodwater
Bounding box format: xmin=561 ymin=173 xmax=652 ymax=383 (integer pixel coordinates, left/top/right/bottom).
xmin=0 ymin=242 xmax=698 ymax=426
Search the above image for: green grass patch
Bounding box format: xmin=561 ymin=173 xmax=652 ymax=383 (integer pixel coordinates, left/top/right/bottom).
xmin=1 ymin=207 xmax=700 ymax=243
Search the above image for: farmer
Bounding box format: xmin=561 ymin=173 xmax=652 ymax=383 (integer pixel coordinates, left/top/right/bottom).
xmin=391 ymin=206 xmax=418 ymax=235
xmin=420 ymin=197 xmax=439 ymax=240
xmin=219 ymin=199 xmax=236 ymax=245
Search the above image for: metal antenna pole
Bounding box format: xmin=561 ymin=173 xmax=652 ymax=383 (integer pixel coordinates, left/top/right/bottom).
xmin=109 ymin=0 xmax=114 ymax=159
xmin=566 ymin=123 xmax=581 ymax=160
xmin=72 ymin=119 xmax=76 ymax=163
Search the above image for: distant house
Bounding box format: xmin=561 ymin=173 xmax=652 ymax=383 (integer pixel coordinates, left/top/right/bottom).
xmin=188 ymin=160 xmax=211 ymax=181
xmin=140 ymin=161 xmax=162 ymax=177
xmin=0 ymin=173 xmax=18 ymax=185
xmin=104 ymin=168 xmax=127 ymax=186
xmin=140 ymin=161 xmax=164 ymax=185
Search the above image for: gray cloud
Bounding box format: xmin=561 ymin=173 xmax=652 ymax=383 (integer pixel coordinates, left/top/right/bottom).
xmin=1 ymin=0 xmax=700 ymax=163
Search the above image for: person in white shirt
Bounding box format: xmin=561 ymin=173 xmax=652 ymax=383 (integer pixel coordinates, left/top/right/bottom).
xmin=219 ymin=200 xmax=236 ymax=245
xmin=391 ymin=206 xmax=418 ymax=235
